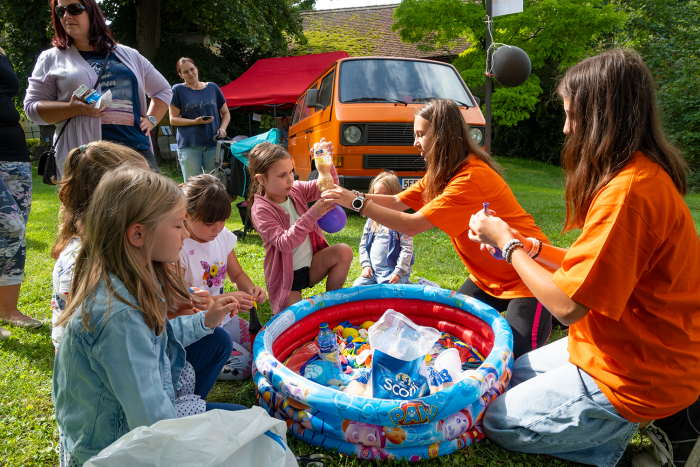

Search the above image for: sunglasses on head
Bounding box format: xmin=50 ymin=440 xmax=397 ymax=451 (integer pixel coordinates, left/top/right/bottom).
xmin=55 ymin=3 xmax=87 ymax=18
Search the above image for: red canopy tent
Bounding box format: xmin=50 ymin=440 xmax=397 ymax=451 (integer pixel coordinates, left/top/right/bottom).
xmin=221 ymin=51 xmax=349 ymax=110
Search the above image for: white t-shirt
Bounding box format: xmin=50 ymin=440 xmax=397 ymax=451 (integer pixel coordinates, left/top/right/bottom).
xmin=179 ymin=227 xmax=237 ymax=296
xmin=277 ymin=197 xmax=313 ymax=270
xmin=51 ymin=237 xmax=82 ymax=348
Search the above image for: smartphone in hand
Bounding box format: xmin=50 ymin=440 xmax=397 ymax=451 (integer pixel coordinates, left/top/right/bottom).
xmin=201 ymin=116 xmax=214 ymax=122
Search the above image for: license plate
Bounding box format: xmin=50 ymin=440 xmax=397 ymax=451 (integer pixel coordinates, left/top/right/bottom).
xmin=400 ymin=177 xmax=421 ymax=189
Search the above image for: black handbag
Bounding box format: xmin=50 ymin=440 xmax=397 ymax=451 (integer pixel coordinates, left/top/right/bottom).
xmin=38 ymin=123 xmax=68 ymax=185
xmin=38 ymin=50 xmax=112 ymax=185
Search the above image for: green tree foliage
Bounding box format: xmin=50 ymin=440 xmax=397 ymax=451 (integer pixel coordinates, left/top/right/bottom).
xmin=393 ymin=0 xmax=625 ymax=127
xmin=0 ymin=0 xmax=309 ymax=113
xmin=392 ymin=0 xmax=625 ymax=161
xmin=0 ymin=0 xmax=53 ymax=113
xmin=620 ymin=0 xmax=700 ymax=171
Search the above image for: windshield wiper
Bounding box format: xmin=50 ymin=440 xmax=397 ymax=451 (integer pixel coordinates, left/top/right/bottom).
xmin=413 ymin=97 xmax=472 ymax=107
xmin=346 ymin=97 xmax=408 ymax=106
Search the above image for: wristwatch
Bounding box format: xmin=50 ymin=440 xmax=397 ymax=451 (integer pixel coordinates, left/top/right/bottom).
xmin=147 ymin=115 xmax=157 ymax=126
xmin=351 ymin=194 xmax=365 ymax=212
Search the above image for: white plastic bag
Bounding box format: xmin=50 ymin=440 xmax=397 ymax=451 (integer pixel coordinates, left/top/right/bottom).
xmin=84 ymin=407 xmax=298 ymax=467
xmin=368 ymin=309 xmax=441 ymax=362
xmin=367 ymin=309 xmax=441 ymax=399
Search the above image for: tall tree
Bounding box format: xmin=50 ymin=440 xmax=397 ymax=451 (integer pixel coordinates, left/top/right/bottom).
xmin=392 ymin=0 xmax=625 ymax=128
xmin=619 ymin=0 xmax=700 ymax=170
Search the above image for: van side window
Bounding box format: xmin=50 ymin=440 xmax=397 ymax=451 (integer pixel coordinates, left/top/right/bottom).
xmin=293 ymin=95 xmax=304 ymax=125
xmin=301 ymin=83 xmax=319 ymax=120
xmin=318 ymin=71 xmax=335 ymax=108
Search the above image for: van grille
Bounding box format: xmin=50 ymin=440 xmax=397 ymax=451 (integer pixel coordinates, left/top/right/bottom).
xmin=366 ymin=123 xmax=415 ymax=145
xmin=363 ymin=154 xmax=426 ymax=172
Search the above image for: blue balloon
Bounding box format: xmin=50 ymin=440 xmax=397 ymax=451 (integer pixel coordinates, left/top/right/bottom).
xmin=318 ymin=204 xmax=347 ymax=233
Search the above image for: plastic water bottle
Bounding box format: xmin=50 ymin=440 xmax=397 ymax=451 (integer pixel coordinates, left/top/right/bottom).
xmin=317 ymin=322 xmax=342 ymax=385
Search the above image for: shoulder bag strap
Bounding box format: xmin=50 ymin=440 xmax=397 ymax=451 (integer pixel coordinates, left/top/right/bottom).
xmin=52 ymin=48 xmax=113 ymax=151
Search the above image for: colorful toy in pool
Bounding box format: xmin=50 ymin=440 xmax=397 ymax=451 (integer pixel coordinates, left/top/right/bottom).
xmin=252 ymin=284 xmax=514 ymax=461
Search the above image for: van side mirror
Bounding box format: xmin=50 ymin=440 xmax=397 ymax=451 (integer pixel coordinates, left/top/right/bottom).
xmin=305 ymin=89 xmax=324 ymax=109
xmin=473 ymin=96 xmax=481 ymax=106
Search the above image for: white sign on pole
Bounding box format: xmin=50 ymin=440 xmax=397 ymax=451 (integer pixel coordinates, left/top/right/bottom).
xmin=493 ymin=0 xmax=523 ymax=17
xmin=170 ymin=143 xmax=178 ymax=152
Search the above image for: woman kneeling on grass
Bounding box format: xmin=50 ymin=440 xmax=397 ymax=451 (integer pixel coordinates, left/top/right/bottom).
xmin=468 ymin=49 xmax=700 ymax=467
xmin=53 ymin=167 xmax=245 ymax=466
xmin=323 ymin=99 xmax=553 ymax=360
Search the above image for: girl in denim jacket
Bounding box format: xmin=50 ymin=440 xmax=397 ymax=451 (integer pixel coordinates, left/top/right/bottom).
xmin=353 ymin=171 xmax=414 ymax=286
xmin=53 ymin=167 xmax=244 ymax=466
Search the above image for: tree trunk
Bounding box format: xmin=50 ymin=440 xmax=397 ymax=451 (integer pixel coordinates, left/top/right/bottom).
xmin=151 ymin=124 xmax=164 ymax=166
xmin=134 ymin=0 xmax=161 ymax=62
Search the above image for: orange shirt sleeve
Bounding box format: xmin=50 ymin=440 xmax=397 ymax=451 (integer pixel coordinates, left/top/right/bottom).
xmin=552 ymin=185 xmax=659 ymax=320
xmin=397 ymin=178 xmax=426 ymax=211
xmin=408 ymin=171 xmax=484 ymax=239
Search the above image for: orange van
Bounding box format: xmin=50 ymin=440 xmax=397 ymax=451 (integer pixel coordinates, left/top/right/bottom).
xmin=288 ymin=56 xmax=485 ymax=190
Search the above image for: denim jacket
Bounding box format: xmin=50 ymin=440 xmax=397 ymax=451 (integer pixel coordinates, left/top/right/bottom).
xmin=52 ymin=276 xmax=212 ymax=465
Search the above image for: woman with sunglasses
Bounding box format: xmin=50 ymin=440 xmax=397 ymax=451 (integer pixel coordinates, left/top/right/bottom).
xmin=24 ymin=0 xmax=172 ymax=179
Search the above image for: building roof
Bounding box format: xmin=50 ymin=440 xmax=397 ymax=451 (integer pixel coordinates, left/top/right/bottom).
xmin=295 ymin=4 xmax=469 ymax=61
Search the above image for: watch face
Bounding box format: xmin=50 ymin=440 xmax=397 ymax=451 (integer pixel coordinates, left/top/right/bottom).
xmin=148 ymin=116 xmax=157 ymax=124
xmin=352 ymin=198 xmax=363 ymax=210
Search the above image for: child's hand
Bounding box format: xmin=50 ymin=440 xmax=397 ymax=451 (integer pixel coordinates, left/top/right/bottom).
xmin=309 ymin=137 xmax=335 ymax=157
xmin=227 ymin=291 xmax=256 ymax=310
xmin=190 ymin=287 xmax=211 ymax=310
xmin=361 ymin=266 xmax=374 ymax=278
xmin=251 ymin=286 xmax=267 ymax=304
xmin=204 ymin=295 xmax=239 ymax=329
xmin=387 ymin=273 xmax=401 ymax=284
xmin=313 ymin=198 xmax=335 ymax=215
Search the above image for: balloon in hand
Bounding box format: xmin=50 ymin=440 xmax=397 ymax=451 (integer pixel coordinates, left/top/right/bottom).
xmin=314 ymin=140 xmax=347 ymax=233
xmin=318 ymin=204 xmax=347 ymax=234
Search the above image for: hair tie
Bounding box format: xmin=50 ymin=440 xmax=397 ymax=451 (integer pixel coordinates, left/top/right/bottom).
xmin=79 ymin=145 xmax=87 ymax=153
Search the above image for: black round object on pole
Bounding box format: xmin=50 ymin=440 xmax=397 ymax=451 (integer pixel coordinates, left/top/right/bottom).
xmin=492 ymin=45 xmax=531 ymax=88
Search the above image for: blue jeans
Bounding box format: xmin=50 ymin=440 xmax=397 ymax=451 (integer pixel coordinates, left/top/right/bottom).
xmin=483 ymin=337 xmax=639 ymax=467
xmin=0 ymin=162 xmax=31 ymax=286
xmin=352 ymin=273 xmax=410 ymax=286
xmin=185 ymin=327 xmax=233 ymax=399
xmin=178 ymin=146 xmax=217 ymax=181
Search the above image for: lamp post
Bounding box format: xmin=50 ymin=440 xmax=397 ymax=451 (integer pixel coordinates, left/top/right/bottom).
xmin=485 ymin=0 xmax=493 ymax=155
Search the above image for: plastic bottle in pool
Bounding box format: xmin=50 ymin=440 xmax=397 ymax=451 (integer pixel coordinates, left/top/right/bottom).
xmin=317 ymin=322 xmax=343 ymax=386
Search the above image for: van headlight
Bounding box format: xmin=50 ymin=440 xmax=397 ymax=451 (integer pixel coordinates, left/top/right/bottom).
xmin=469 ymin=127 xmax=484 ymax=145
xmin=344 ymin=125 xmax=362 ymax=144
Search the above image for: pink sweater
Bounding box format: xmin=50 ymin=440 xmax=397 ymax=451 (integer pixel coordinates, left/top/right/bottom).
xmin=251 ymin=168 xmax=338 ymax=315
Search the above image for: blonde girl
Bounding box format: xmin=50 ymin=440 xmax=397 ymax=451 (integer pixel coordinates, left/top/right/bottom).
xmin=353 ymin=170 xmax=414 ymax=286
xmin=53 ymin=167 xmax=243 ymax=467
xmin=249 ymin=141 xmax=353 ymax=315
xmin=51 ymin=141 xmax=148 ymax=349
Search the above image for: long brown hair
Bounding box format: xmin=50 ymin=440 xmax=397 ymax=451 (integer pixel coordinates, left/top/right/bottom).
xmin=50 ymin=0 xmax=116 ymax=54
xmin=247 ymin=142 xmax=292 ymax=208
xmin=558 ymin=49 xmax=688 ymax=231
xmin=180 ymin=174 xmax=231 ymax=224
xmin=416 ymin=99 xmax=501 ymax=204
xmin=52 ymin=142 xmax=146 ymax=259
xmin=56 ymin=167 xmax=190 ymax=335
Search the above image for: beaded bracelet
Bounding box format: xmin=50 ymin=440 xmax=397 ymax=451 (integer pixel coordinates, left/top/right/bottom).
xmin=502 ymin=239 xmax=523 ymax=264
xmin=532 ymin=239 xmax=543 ymax=260
xmin=359 ymin=198 xmax=373 ymax=217
xmin=526 ymin=237 xmax=541 ymax=258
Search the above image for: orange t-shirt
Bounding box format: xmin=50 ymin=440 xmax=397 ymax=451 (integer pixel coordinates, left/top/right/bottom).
xmin=398 ymin=156 xmax=550 ymax=299
xmin=552 ymin=153 xmax=700 ymax=422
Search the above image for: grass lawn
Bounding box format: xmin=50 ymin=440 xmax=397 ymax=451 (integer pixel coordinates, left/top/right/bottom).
xmin=1 ymin=157 xmax=699 ymax=467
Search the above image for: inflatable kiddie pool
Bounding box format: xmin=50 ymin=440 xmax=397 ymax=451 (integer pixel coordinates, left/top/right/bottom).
xmin=252 ymin=284 xmax=513 ymax=461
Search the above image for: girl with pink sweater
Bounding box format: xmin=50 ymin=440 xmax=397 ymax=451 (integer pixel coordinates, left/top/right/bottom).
xmin=249 ymin=141 xmax=352 ymax=315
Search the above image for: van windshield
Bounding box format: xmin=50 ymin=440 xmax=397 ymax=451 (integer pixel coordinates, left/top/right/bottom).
xmin=339 ymin=59 xmax=474 ymax=106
